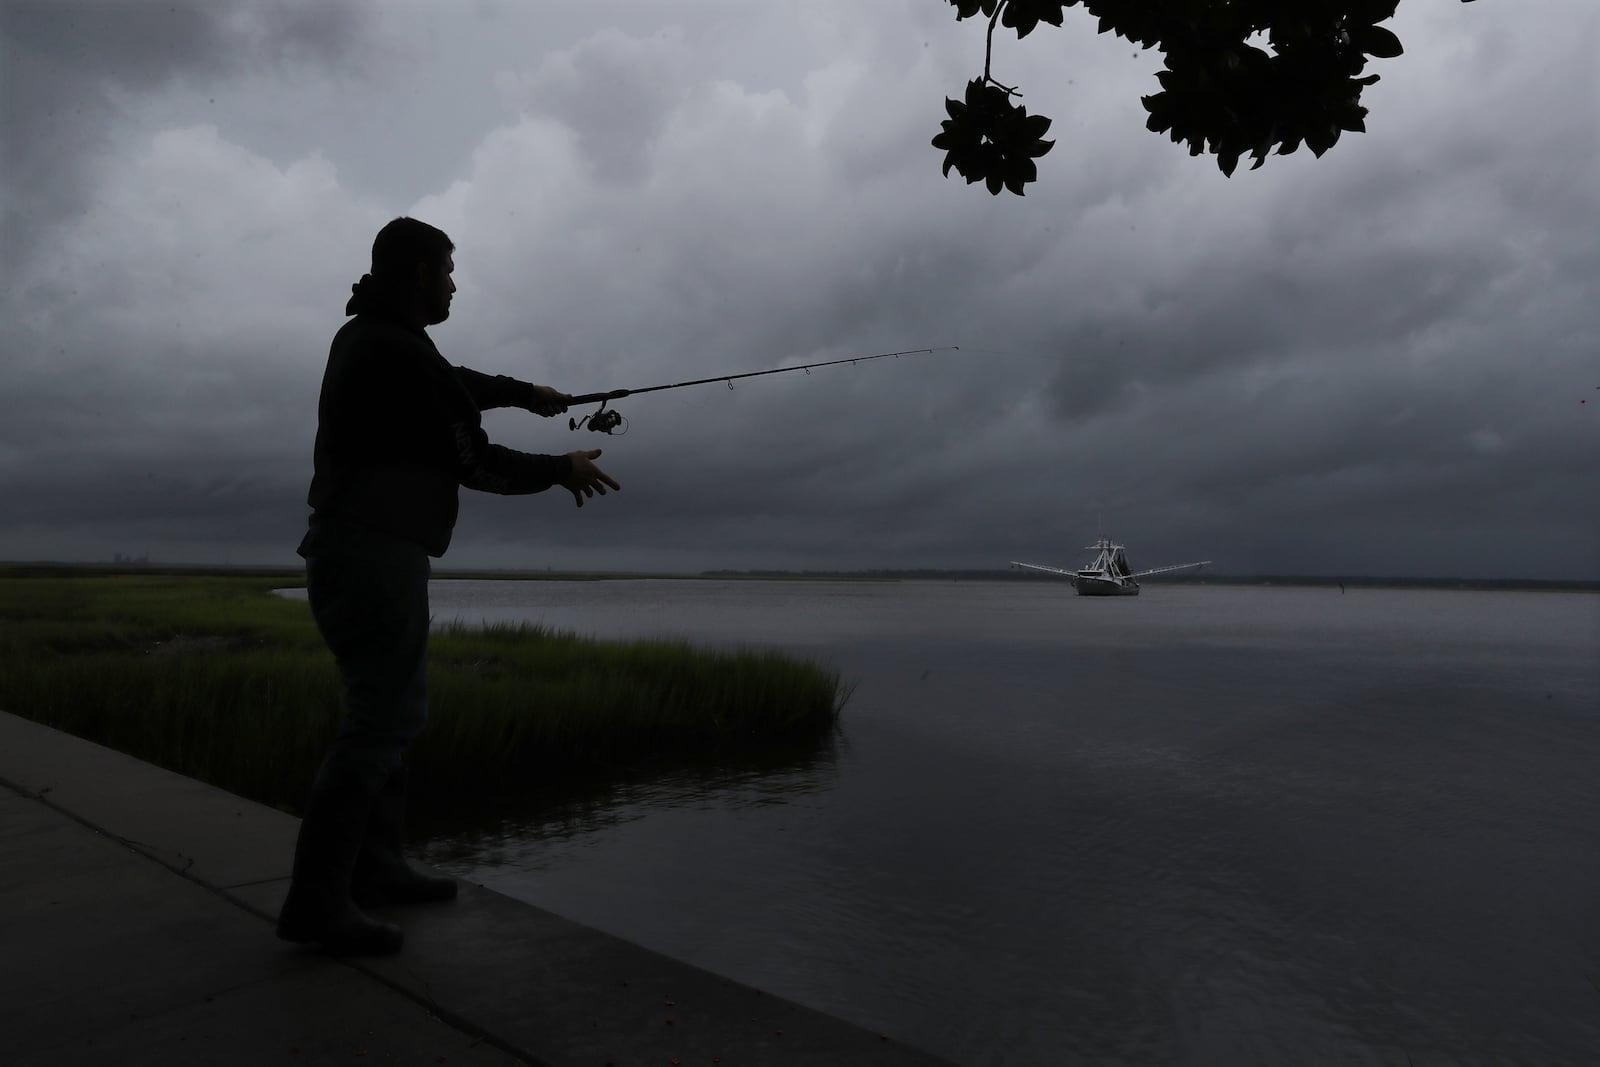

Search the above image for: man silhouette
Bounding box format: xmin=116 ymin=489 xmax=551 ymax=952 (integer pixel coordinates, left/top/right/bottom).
xmin=277 ymin=217 xmax=619 ymax=954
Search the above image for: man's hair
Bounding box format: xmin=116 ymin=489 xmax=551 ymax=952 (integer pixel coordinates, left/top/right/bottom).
xmin=370 ymin=217 xmax=454 ymax=283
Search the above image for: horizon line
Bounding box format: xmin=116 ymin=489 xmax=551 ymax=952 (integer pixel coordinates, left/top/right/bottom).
xmin=2 ymin=560 xmax=1595 ymax=589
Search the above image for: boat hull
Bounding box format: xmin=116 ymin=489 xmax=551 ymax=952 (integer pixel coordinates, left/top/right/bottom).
xmin=1074 ymin=576 xmax=1139 ymax=596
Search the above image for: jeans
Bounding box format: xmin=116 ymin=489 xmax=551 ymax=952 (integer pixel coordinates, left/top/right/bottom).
xmin=303 ymin=522 xmax=431 ymax=795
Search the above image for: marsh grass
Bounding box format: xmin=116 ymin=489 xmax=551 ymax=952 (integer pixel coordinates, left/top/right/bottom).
xmin=0 ymin=571 xmax=843 ymax=812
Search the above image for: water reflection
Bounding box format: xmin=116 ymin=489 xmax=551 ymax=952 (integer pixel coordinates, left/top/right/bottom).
xmin=415 ymin=729 xmax=845 ymax=868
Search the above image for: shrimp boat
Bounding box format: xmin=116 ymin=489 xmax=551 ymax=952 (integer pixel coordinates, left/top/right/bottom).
xmin=1010 ymin=538 xmax=1210 ymax=596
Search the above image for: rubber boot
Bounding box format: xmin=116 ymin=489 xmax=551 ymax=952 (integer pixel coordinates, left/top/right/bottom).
xmin=351 ymin=767 xmax=458 ymax=908
xmin=277 ymin=774 xmax=403 ymax=955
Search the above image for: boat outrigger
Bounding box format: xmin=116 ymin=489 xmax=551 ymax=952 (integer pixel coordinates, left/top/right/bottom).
xmin=1011 ymin=538 xmax=1211 ymax=597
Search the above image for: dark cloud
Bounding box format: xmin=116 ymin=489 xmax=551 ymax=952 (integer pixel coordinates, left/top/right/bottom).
xmin=1 ymin=0 xmax=368 ymax=260
xmin=500 ymin=28 xmax=693 ymax=184
xmin=0 ymin=1 xmax=1595 ymax=579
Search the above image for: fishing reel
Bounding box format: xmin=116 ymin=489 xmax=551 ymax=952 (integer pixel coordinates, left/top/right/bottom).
xmin=569 ymin=403 xmax=627 ymax=435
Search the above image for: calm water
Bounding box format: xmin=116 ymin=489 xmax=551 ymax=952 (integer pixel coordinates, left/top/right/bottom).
xmin=372 ymin=580 xmax=1598 ymax=1064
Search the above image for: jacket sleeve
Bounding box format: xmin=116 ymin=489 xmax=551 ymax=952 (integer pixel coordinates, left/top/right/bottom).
xmin=455 ymin=366 xmax=536 ymax=412
xmin=452 ymin=419 xmax=572 ymax=496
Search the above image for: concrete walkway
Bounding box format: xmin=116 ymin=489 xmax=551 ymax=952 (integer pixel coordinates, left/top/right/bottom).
xmin=0 ymin=711 xmax=955 ymax=1066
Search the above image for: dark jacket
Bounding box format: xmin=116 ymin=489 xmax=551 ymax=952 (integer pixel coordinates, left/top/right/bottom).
xmin=299 ymin=278 xmax=571 ymax=558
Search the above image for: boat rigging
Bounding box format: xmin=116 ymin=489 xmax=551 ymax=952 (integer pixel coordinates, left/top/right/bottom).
xmin=1011 ymin=538 xmax=1211 ymax=597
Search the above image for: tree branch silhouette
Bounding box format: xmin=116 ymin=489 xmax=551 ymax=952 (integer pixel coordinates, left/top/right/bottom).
xmin=935 ymin=0 xmax=1480 ymax=194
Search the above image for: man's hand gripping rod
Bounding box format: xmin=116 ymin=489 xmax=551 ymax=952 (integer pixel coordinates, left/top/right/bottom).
xmin=565 ymin=346 xmax=960 ymax=434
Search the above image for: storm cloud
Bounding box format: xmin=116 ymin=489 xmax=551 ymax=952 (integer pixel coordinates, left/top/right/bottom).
xmin=2 ymin=0 xmax=1595 ymax=578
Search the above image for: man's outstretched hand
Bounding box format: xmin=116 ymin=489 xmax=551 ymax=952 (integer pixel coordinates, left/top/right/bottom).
xmin=562 ymin=449 xmax=620 ymax=507
xmin=528 ymin=385 xmax=570 ymax=417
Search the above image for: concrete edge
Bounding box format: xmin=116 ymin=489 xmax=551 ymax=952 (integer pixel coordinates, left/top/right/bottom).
xmin=0 ymin=711 xmax=956 ymax=1066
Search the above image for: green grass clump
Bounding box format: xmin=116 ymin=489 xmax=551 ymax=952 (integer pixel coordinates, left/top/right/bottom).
xmin=0 ymin=571 xmax=842 ymax=812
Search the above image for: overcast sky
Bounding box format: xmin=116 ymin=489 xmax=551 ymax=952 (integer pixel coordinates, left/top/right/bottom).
xmin=2 ymin=0 xmax=1595 ymax=578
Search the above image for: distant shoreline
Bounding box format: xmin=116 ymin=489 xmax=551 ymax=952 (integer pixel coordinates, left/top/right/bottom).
xmin=3 ymin=561 xmax=1595 ymax=593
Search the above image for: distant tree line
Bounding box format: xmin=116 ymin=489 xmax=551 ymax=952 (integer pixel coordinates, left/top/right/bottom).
xmin=702 ymin=569 xmax=1597 ymax=591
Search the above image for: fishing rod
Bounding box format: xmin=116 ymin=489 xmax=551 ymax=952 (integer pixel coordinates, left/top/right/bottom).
xmin=564 ymin=346 xmax=960 ymax=434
